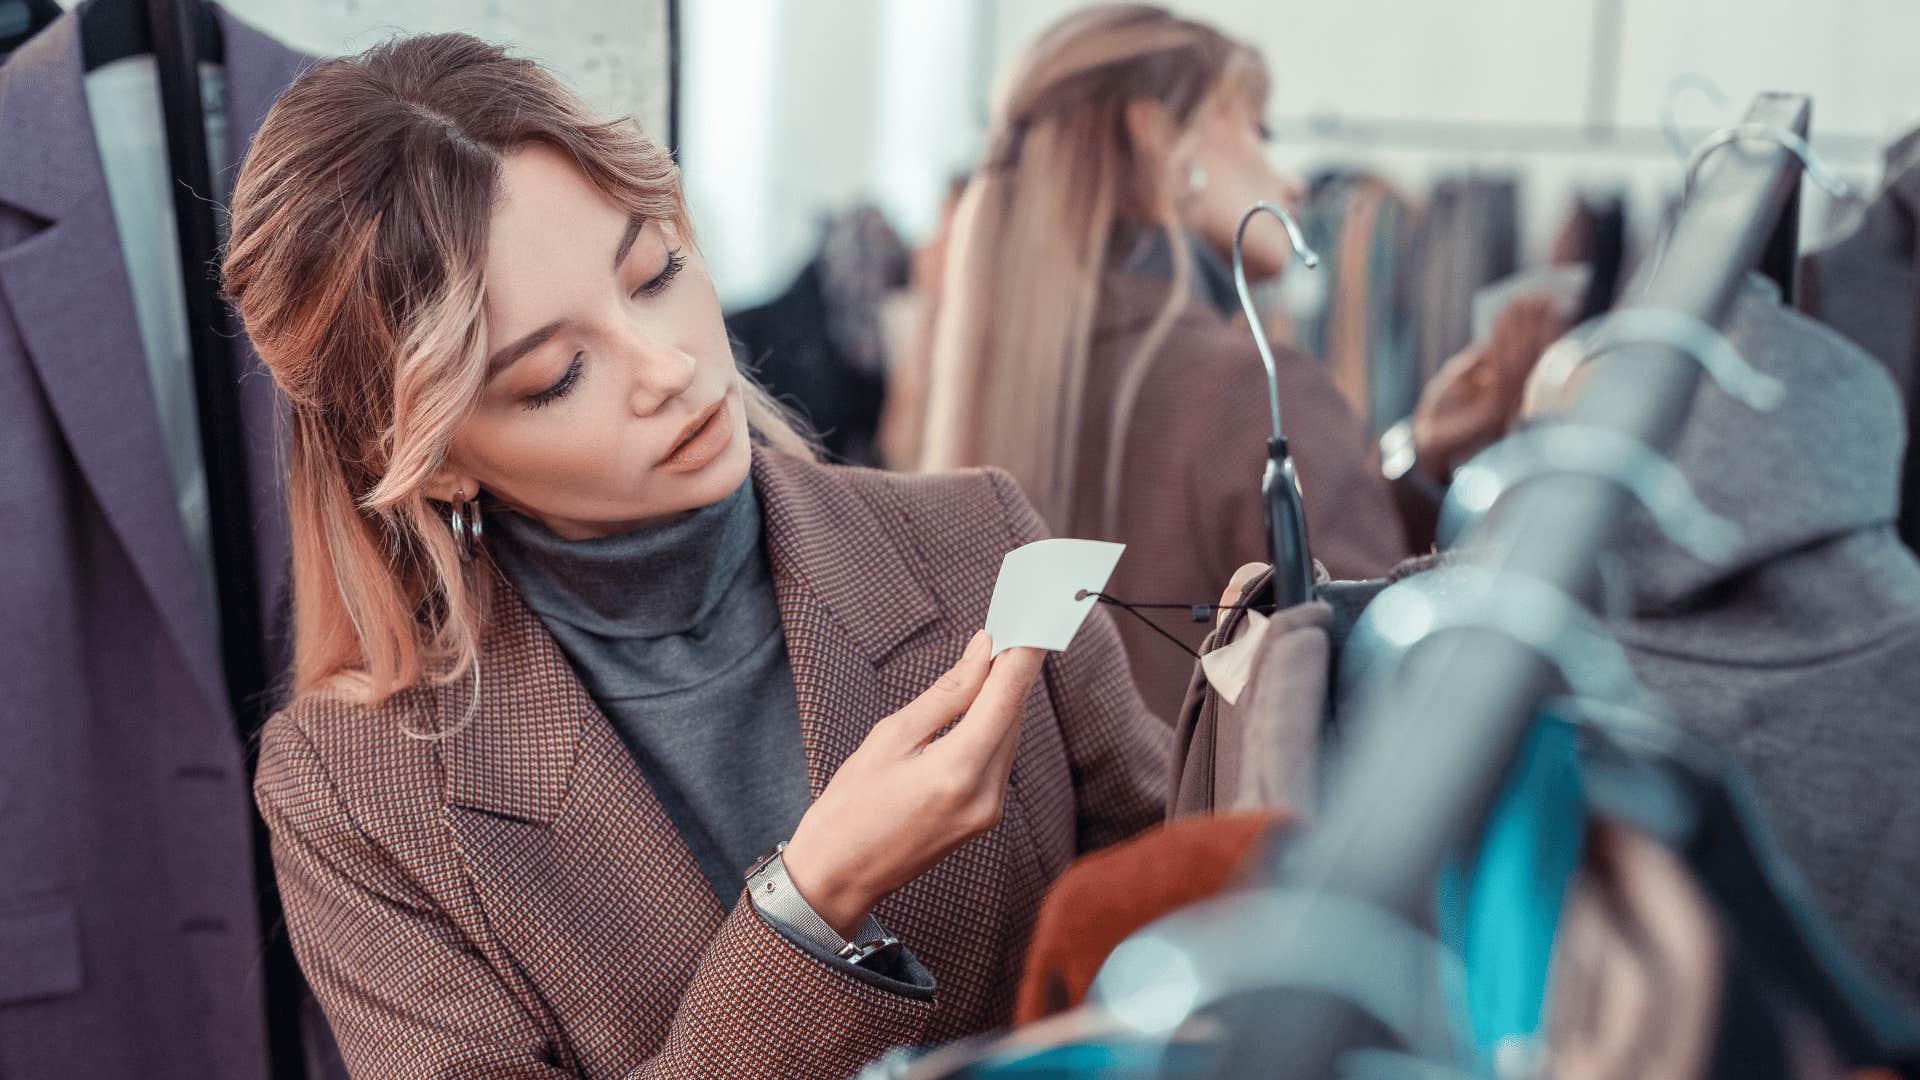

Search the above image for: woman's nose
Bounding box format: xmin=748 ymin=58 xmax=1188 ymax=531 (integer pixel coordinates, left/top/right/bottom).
xmin=619 ymin=327 xmax=698 ymax=416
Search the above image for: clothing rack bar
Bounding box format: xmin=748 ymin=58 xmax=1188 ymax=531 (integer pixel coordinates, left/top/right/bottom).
xmin=1254 ymin=92 xmax=1812 ymax=1064
xmin=1267 ymin=111 xmax=1876 ymax=162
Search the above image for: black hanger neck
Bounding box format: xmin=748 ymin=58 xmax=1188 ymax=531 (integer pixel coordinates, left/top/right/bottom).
xmin=79 ymin=0 xmax=222 ymax=73
xmin=0 ymin=0 xmax=63 ymax=59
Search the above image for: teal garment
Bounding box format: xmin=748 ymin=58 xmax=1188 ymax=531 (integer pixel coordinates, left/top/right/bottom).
xmin=1437 ymin=716 xmax=1587 ymax=1068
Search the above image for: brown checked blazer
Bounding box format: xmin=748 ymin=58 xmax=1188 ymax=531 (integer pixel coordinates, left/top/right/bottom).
xmin=254 ymin=448 xmax=1170 ymax=1079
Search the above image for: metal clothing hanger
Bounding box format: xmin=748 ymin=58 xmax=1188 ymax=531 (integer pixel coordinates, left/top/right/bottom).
xmin=1231 ymin=201 xmax=1321 ymax=610
xmin=1685 ymin=122 xmax=1857 ymax=203
xmin=1439 ymin=421 xmax=1740 ymax=563
xmin=1526 ymin=306 xmax=1786 ymax=414
xmin=1660 ymin=73 xmax=1734 ymax=163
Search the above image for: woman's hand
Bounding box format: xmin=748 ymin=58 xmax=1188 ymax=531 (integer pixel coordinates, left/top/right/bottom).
xmin=781 ymin=631 xmax=1048 ymax=937
xmin=1219 ymin=562 xmax=1271 ymax=627
xmin=1411 ymin=294 xmax=1566 ymax=480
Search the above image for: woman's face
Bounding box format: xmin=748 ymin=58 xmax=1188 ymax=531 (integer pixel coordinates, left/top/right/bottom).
xmin=1177 ymin=89 xmax=1305 ymax=280
xmin=433 ymin=143 xmax=750 ymax=541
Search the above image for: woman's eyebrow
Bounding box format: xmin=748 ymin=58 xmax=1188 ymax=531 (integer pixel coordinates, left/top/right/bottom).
xmin=612 ymin=215 xmax=645 ymax=270
xmin=486 ymin=322 xmax=564 ymax=378
xmin=487 ymin=216 xmax=648 ymax=379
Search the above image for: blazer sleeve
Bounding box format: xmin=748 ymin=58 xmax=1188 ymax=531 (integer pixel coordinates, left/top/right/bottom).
xmin=256 ymin=718 xmax=933 ymax=1080
xmin=985 ymin=469 xmax=1171 ymax=853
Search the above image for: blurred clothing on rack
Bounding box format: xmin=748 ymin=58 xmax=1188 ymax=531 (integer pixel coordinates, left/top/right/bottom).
xmin=1800 ymin=126 xmax=1920 ymax=555
xmin=1292 ymin=172 xmax=1419 ymax=437
xmin=1014 ymin=810 xmax=1285 ymax=1024
xmin=727 ymin=205 xmax=909 ymax=466
xmin=0 ymin=7 xmax=324 ymax=1078
xmin=1607 ymin=274 xmax=1920 ymax=1002
xmin=1065 ymin=224 xmax=1407 ymax=722
xmin=1168 ymin=563 xmax=1332 ymax=819
xmin=1412 ymin=177 xmax=1521 ymax=389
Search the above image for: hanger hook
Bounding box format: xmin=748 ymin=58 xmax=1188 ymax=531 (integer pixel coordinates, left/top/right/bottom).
xmin=1335 ymin=564 xmax=1652 ymax=716
xmin=1439 ymin=422 xmax=1742 ymax=564
xmin=1526 ymin=307 xmax=1786 ymax=416
xmin=1660 ymin=73 xmax=1732 ymax=163
xmin=1233 ymin=201 xmax=1321 ymax=440
xmin=1684 ymin=122 xmax=1857 ymax=202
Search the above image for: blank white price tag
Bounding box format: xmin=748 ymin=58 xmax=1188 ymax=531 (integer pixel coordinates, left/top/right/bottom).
xmin=983 ymin=539 xmax=1126 ymax=658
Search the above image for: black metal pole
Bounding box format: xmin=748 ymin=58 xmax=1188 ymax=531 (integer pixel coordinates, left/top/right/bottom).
xmin=146 ymin=1 xmax=303 ymax=1075
xmin=664 ymin=0 xmax=680 ymax=158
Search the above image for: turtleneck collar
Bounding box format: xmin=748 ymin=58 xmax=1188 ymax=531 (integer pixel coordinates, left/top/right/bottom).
xmin=485 ymin=477 xmax=764 ymax=640
xmin=1111 ymin=219 xmax=1241 ymax=319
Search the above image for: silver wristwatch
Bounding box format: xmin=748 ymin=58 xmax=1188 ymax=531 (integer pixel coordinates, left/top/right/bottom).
xmin=1379 ymin=417 xmax=1447 ymax=501
xmin=745 ymin=841 xmax=903 ymax=967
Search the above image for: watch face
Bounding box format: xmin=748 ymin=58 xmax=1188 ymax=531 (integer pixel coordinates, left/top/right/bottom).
xmin=841 ymin=936 xmax=904 ymax=967
xmin=864 ymin=937 xmax=905 ymax=967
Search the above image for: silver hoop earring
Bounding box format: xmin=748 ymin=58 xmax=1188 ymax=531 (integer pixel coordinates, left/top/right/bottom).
xmin=447 ymin=489 xmax=483 ymax=563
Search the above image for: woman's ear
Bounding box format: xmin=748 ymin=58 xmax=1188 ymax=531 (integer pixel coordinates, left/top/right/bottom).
xmin=1123 ymin=98 xmax=1176 ymax=167
xmin=423 ymin=462 xmax=479 ymax=505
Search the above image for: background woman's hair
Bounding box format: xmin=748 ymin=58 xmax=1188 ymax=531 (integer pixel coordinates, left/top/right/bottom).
xmin=918 ymin=4 xmax=1265 ymax=527
xmin=223 ymin=32 xmax=811 ymax=706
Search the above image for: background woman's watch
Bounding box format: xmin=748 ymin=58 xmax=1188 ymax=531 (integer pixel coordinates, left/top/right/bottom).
xmin=745 ymin=841 xmax=904 ymax=967
xmin=1379 ymin=417 xmax=1448 ymax=501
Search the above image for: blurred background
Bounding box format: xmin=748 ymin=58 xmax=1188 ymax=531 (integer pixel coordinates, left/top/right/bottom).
xmin=60 ymin=0 xmax=1910 ymax=460
xmin=669 ymin=0 xmax=1920 ymax=310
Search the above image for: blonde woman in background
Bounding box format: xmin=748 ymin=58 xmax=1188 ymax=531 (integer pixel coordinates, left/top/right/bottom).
xmin=922 ymin=4 xmax=1551 ymax=718
xmin=922 ymin=4 xmax=1411 ymax=718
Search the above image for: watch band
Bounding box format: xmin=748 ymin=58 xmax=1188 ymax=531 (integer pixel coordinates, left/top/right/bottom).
xmin=1379 ymin=417 xmax=1447 ymax=502
xmin=745 ymin=842 xmax=901 ymax=967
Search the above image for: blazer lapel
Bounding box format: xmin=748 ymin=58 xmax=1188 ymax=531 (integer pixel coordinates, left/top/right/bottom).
xmin=0 ymin=13 xmax=224 ymax=714
xmin=751 ymin=449 xmax=947 ymax=794
xmin=0 ymin=10 xmax=315 ymax=712
xmin=438 ymin=573 xmax=724 ymax=1045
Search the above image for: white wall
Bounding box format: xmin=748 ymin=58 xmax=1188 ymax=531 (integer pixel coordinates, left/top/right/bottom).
xmin=209 ymin=0 xmax=671 ymax=140
xmin=988 ymin=0 xmax=1920 ymax=260
xmin=679 ymin=0 xmax=985 ymax=308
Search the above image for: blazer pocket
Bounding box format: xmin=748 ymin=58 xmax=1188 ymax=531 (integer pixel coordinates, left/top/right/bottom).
xmin=0 ymin=899 xmax=83 ymax=1005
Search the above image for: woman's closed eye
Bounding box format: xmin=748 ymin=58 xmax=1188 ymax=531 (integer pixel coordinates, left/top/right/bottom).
xmin=633 ymin=248 xmax=686 ymax=299
xmin=520 ymin=246 xmax=683 ymax=410
xmin=525 ymin=353 xmax=584 ymax=410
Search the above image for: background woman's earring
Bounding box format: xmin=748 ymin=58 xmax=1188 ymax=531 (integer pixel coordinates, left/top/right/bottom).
xmin=1187 ymin=162 xmax=1209 ymax=196
xmin=448 ymin=490 xmax=483 ymax=562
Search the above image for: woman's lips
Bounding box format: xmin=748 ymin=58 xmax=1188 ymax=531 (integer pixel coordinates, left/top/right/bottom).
xmin=658 ymin=396 xmax=732 ymax=473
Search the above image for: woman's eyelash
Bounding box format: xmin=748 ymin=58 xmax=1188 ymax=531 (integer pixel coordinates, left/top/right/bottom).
xmin=525 ymin=354 xmax=584 ymax=410
xmin=634 ymin=248 xmax=686 ymax=298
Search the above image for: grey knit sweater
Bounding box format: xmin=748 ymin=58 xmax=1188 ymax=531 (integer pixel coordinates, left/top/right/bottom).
xmin=486 ymin=478 xmax=812 ymax=905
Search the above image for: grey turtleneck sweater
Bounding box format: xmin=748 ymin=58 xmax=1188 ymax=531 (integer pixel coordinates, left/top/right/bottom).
xmin=486 ymin=478 xmax=812 ymax=906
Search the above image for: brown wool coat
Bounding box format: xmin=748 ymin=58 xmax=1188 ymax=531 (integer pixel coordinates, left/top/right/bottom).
xmin=254 ymin=449 xmax=1170 ymax=1079
xmin=1065 ymin=273 xmax=1409 ymax=721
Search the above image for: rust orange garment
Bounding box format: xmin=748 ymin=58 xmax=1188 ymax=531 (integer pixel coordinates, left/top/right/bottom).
xmin=1015 ymin=811 xmax=1288 ymax=1023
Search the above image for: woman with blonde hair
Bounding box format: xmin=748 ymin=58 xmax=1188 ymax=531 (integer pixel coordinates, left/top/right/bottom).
xmin=225 ymin=33 xmax=1167 ymax=1077
xmin=922 ymin=4 xmax=1414 ymax=717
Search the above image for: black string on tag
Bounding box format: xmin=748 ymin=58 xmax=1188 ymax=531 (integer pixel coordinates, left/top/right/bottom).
xmin=1075 ymin=590 xmax=1273 ymax=661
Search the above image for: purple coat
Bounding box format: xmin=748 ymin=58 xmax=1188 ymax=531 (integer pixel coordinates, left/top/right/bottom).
xmin=0 ymin=9 xmax=312 ymax=1077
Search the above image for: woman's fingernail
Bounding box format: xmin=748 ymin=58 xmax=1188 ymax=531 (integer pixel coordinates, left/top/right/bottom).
xmin=964 ymin=630 xmax=990 ymax=660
